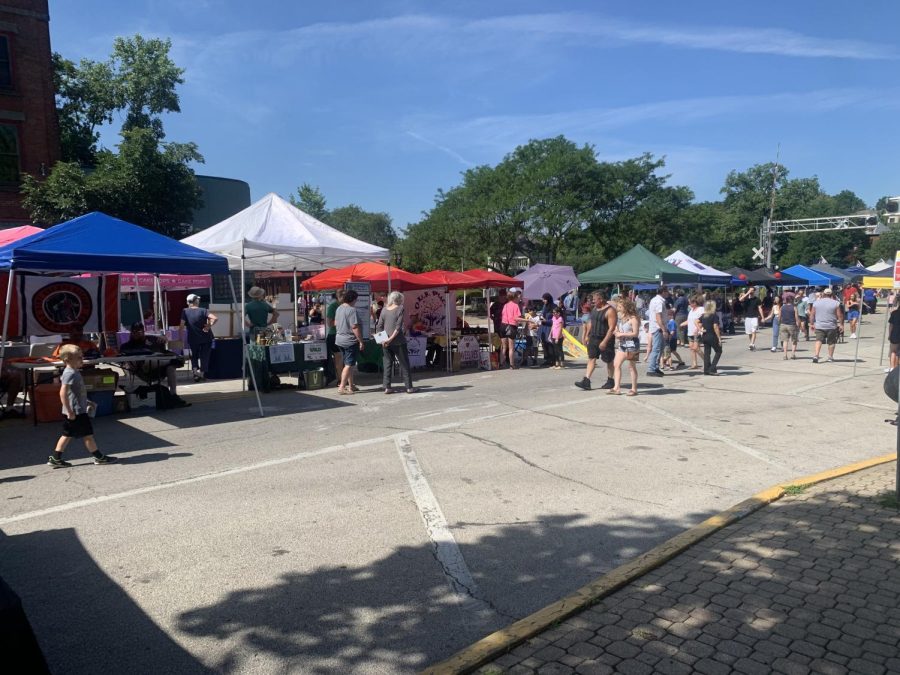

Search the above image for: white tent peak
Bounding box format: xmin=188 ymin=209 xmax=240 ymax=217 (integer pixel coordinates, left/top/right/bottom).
xmin=664 ymin=250 xmax=730 ymax=277
xmin=182 ymin=192 xmax=389 ymax=271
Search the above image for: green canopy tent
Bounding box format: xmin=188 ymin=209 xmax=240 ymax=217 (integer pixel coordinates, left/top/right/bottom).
xmin=578 ymin=244 xmax=702 ymax=285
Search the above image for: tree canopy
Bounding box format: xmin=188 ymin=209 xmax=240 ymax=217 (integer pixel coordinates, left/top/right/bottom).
xmin=23 ymin=35 xmax=201 ymax=236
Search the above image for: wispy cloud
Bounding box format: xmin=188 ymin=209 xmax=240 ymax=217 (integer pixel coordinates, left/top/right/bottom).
xmin=405 ymin=131 xmax=473 ymax=167
xmin=411 ymin=88 xmax=898 ymax=153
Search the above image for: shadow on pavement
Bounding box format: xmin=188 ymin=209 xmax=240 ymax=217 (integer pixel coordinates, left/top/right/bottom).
xmin=484 ymin=479 xmax=900 ymax=674
xmin=0 ymin=475 xmax=34 ymax=484
xmin=0 ymin=529 xmax=214 ymax=674
xmin=168 ymin=510 xmax=717 ymax=673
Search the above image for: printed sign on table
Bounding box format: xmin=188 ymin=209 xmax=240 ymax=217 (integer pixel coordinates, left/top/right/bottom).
xmin=304 ymin=342 xmax=327 ymax=361
xmin=457 ymin=335 xmax=480 ymax=364
xmin=407 ymin=336 xmax=427 ymax=368
xmin=269 ymin=342 xmax=295 ymax=364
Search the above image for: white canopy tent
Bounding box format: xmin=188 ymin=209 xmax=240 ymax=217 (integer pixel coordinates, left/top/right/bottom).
xmin=182 ymin=192 xmax=390 ymax=388
xmin=664 ymin=250 xmax=732 ymax=284
xmin=867 ymin=259 xmax=891 ymax=272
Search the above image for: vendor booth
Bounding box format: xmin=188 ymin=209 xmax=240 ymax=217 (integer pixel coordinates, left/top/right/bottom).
xmin=0 ymin=212 xmax=264 ymax=419
xmin=182 ymin=193 xmax=390 ymax=390
xmin=514 ymin=264 xmax=579 ymax=300
xmin=664 ymin=250 xmax=734 ymax=286
xmin=578 ymin=244 xmax=702 ymax=285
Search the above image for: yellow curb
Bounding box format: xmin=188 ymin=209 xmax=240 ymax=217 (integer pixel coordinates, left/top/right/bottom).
xmin=422 ymin=453 xmax=897 ymax=675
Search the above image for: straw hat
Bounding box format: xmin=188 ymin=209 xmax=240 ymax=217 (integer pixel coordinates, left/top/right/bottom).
xmin=248 ymin=286 xmax=265 ymax=299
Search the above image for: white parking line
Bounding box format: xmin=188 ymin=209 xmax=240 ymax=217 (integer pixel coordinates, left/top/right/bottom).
xmin=394 ymin=435 xmax=499 ymax=629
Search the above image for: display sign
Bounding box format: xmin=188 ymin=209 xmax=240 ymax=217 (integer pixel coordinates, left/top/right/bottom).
xmin=407 ymin=336 xmax=427 ymax=368
xmin=304 ymin=342 xmax=327 ymax=361
xmin=269 ymin=342 xmax=295 ymax=364
xmin=405 ymin=288 xmax=455 ymax=335
xmin=894 ymin=251 xmax=900 ymax=289
xmin=118 ymin=274 xmax=212 ymax=292
xmin=21 ymin=276 xmax=108 ymax=336
xmin=345 ymin=281 xmax=371 ymax=340
xmin=457 ymin=335 xmax=480 ymax=364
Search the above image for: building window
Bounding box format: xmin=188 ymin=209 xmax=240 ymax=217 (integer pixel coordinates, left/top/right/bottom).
xmin=0 ymin=125 xmax=19 ymax=183
xmin=0 ymin=36 xmax=11 ymax=89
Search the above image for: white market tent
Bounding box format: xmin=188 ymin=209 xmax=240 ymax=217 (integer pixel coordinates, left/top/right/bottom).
xmin=182 ymin=192 xmax=390 ymax=388
xmin=182 ymin=192 xmax=389 ymax=271
xmin=867 ymin=259 xmax=891 ymax=272
xmin=664 ymin=250 xmax=732 ymax=285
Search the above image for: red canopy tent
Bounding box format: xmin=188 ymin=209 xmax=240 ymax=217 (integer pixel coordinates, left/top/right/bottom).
xmin=301 ymin=262 xmax=436 ymax=292
xmin=0 ymin=225 xmax=42 ymax=247
xmin=415 ymin=270 xmax=485 ymax=290
xmin=462 ymin=268 xmax=520 ymax=288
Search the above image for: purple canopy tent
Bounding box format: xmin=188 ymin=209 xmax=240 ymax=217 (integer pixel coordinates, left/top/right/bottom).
xmin=513 ymin=264 xmax=580 ymax=301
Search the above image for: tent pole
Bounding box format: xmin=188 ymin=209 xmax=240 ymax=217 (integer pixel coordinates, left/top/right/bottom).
xmin=0 ymin=270 xmax=15 ymax=381
xmin=240 ymin=253 xmax=246 ymax=392
xmin=880 ymin=294 xmax=890 ymax=367
xmin=293 ymin=267 xmax=298 ymax=332
xmin=229 ymin=272 xmax=264 ymax=417
xmin=852 ymin=295 xmax=862 ymax=377
xmin=387 ymin=262 xmax=392 ymax=294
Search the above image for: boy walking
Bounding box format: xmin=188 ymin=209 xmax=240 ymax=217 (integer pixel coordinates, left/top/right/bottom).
xmin=48 ymin=345 xmax=117 ymax=468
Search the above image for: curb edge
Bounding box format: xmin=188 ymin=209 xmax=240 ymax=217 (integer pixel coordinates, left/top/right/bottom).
xmin=421 ymin=453 xmax=897 ymax=675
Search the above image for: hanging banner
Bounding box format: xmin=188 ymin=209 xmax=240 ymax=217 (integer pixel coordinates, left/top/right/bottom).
xmin=118 ymin=274 xmax=212 ymax=292
xmin=405 ymin=288 xmax=456 ymax=335
xmin=21 ymin=276 xmax=119 ymax=337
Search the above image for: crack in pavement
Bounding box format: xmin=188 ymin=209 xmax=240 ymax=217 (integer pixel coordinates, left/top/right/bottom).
xmin=445 ymin=429 xmax=667 ymax=507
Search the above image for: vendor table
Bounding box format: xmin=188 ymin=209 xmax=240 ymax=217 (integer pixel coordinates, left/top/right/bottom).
xmin=11 ymin=355 xmax=180 ymax=426
xmin=247 ymin=341 xmax=327 ymax=392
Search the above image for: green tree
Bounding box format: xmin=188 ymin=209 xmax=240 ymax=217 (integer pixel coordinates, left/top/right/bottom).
xmin=289 ymin=183 xmax=329 ymax=221
xmin=328 ymin=205 xmax=397 ymax=250
xmin=24 ymin=34 xmax=201 ymax=233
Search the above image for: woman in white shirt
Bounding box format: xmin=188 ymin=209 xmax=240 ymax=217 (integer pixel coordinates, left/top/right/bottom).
xmin=683 ymin=296 xmax=704 ymax=369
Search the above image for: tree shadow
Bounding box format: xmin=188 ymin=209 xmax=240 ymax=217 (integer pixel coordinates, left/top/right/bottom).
xmin=484 ymin=480 xmax=900 ymax=673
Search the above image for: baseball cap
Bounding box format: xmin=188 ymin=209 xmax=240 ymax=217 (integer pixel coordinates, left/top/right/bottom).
xmin=187 ymin=293 xmax=200 ymax=303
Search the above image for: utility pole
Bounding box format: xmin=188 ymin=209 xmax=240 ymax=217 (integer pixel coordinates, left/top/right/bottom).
xmin=763 ymin=144 xmax=781 ymax=269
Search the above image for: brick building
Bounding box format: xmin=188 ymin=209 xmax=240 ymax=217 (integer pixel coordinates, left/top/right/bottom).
xmin=0 ymin=0 xmax=59 ymax=227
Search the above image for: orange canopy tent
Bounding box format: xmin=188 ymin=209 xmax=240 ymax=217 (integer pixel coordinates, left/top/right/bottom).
xmin=300 ymin=262 xmax=436 ymax=292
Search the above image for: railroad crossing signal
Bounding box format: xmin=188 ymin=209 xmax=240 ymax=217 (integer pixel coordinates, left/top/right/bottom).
xmin=752 ymin=247 xmax=764 ymax=261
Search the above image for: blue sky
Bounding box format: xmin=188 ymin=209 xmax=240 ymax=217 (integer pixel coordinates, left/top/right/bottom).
xmin=49 ymin=0 xmax=899 ymax=231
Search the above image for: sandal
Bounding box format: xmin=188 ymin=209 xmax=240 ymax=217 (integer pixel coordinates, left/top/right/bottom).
xmin=338 ymin=388 xmax=354 ymax=395
xmin=783 ymin=355 xmax=788 ymax=360
xmin=606 ymin=389 xmax=620 ymax=395
xmin=627 ymin=390 xmax=637 ymax=397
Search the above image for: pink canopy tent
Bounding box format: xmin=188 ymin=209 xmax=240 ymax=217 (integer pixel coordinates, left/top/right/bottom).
xmin=0 ymin=225 xmax=42 ymax=247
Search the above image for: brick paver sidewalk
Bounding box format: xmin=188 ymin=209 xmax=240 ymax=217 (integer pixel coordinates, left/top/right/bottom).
xmin=478 ymin=463 xmax=900 ymax=675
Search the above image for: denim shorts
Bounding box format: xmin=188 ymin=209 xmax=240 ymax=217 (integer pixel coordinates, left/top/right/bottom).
xmin=339 ymin=343 xmax=360 ymax=366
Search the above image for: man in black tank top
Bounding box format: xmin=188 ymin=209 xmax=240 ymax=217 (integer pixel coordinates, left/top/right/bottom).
xmin=575 ymin=291 xmax=617 ymax=390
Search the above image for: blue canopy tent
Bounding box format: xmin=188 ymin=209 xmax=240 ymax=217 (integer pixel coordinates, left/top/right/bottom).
xmin=781 ymin=265 xmax=838 ymax=286
xmin=0 ymin=212 xmax=264 ymax=416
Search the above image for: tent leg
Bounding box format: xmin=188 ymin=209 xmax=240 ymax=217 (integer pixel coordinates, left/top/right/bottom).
xmin=240 ymin=257 xmax=246 ymax=392
xmin=880 ymin=298 xmax=890 ymax=366
xmin=229 ymin=272 xmax=264 ymax=418
xmin=293 ymin=267 xmax=298 ymax=332
xmin=0 ymin=270 xmax=15 ymax=382
xmin=852 ymin=300 xmax=863 ymax=377
xmin=136 ymin=288 xmax=144 ymax=329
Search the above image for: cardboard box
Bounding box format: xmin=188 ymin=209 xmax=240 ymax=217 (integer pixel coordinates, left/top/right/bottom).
xmin=81 ymin=369 xmax=118 ymax=392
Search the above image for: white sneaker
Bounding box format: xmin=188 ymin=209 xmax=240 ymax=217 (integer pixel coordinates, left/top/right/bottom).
xmin=770 ymin=347 xmax=777 ymax=352
xmin=850 ymin=333 xmax=857 ymax=339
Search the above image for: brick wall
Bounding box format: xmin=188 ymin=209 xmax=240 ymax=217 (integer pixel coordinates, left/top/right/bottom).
xmin=0 ymin=0 xmax=60 ymax=226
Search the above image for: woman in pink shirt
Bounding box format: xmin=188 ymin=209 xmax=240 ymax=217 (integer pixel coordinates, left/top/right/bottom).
xmin=500 ymin=290 xmax=523 ymax=369
xmin=550 ymin=306 xmax=565 ymax=368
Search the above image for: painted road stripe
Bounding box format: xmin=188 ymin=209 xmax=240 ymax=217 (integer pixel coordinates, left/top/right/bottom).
xmin=395 ymin=435 xmax=499 ymax=631
xmin=630 ymin=397 xmax=789 ymax=469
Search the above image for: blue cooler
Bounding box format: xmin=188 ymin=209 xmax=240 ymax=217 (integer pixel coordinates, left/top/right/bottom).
xmin=87 ymin=391 xmax=116 ymax=417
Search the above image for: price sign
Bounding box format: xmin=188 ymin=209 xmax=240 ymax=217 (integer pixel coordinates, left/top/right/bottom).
xmin=457 ymin=335 xmax=480 ymax=364
xmin=269 ymin=342 xmax=295 ymax=364
xmin=304 ymin=342 xmax=326 ymax=361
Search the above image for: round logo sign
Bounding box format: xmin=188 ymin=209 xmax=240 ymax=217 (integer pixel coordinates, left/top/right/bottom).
xmin=32 ymin=282 xmax=93 ymax=334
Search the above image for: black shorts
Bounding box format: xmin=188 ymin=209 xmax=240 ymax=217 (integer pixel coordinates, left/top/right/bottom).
xmin=502 ymin=324 xmax=517 ymax=338
xmin=62 ymin=412 xmax=93 ymax=438
xmin=588 ymin=337 xmax=614 ymax=363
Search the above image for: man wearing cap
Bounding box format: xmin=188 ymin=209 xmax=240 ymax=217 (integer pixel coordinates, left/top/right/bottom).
xmin=738 ymin=286 xmax=764 ymax=351
xmin=809 ymin=288 xmax=844 ymax=364
xmin=180 ymin=294 xmax=217 ymax=381
xmin=575 ymin=291 xmax=617 ymax=389
xmin=245 ymin=286 xmax=278 ymax=341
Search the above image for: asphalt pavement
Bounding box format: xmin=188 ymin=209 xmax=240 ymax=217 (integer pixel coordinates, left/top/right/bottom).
xmin=0 ymin=321 xmax=895 ymax=673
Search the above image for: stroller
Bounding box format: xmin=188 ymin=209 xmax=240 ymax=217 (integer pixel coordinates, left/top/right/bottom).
xmin=513 ymin=325 xmax=529 ymax=367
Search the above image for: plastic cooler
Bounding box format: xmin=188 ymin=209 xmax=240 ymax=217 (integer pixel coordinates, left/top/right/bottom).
xmin=35 ymin=383 xmax=64 ymax=423
xmin=87 ymin=390 xmax=116 ymax=417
